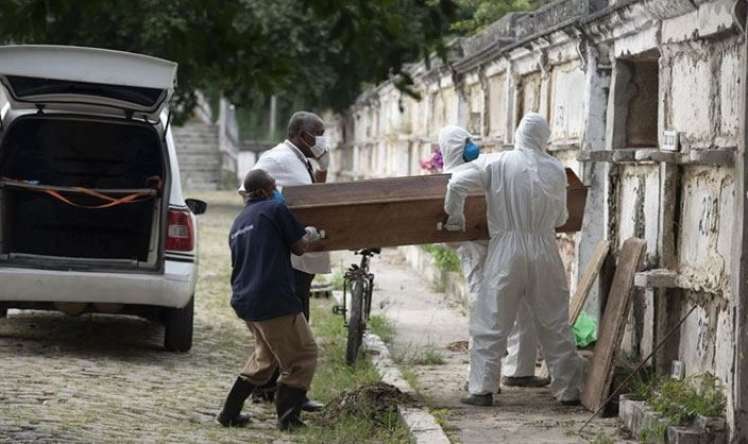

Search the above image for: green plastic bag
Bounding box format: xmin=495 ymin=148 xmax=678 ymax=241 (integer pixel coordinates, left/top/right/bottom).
xmin=572 ymin=311 xmax=598 ymax=348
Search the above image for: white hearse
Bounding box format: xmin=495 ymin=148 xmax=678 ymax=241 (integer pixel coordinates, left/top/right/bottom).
xmin=0 ymin=45 xmax=205 ymax=351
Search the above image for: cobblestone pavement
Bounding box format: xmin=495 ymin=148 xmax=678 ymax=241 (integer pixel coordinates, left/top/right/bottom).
xmin=0 ymin=193 xmax=290 ymax=443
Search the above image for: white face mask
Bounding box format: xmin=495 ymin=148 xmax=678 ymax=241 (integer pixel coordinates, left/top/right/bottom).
xmin=309 ymin=135 xmax=329 ymax=158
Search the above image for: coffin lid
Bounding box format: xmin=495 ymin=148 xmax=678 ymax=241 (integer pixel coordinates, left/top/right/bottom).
xmin=285 ymin=168 xmax=585 ymax=208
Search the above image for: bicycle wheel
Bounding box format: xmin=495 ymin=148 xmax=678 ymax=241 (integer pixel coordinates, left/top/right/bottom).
xmin=346 ymin=279 xmax=365 ymax=365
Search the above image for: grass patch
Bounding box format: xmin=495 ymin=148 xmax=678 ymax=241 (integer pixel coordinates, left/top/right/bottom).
xmin=430 ymin=408 xmax=449 ymax=429
xmin=625 ymin=367 xmax=659 ymax=402
xmin=400 ymin=366 xmax=420 ymax=391
xmin=395 ymin=346 xmax=446 ymax=366
xmin=639 ymin=421 xmax=668 ymax=444
xmin=633 ymin=372 xmax=726 ymax=443
xmin=368 ymin=315 xmax=396 ymax=344
xmin=307 ymin=302 xmax=381 ymax=402
xmin=301 ymin=411 xmax=408 ymax=444
xmin=421 ymin=244 xmax=461 ymax=273
xmin=590 ymin=432 xmax=616 ymax=444
xmin=414 ymin=348 xmax=446 ymax=366
xmin=299 ymin=300 xmax=410 ymax=443
xmin=330 ymin=270 xmax=345 ymax=292
xmin=316 ymin=269 xmax=345 ymax=292
xmin=648 ymin=373 xmax=726 ymax=425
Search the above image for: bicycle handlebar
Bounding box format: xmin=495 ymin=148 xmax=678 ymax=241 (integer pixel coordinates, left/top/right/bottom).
xmin=356 ymin=248 xmax=381 ymax=257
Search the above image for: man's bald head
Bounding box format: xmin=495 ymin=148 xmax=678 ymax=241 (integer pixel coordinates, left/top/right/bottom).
xmin=244 ymin=169 xmax=276 ymax=199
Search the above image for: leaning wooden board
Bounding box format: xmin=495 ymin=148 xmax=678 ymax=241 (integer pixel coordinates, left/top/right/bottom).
xmin=569 ymin=240 xmax=611 ymax=324
xmin=284 ymin=168 xmax=587 ymax=252
xmin=581 ymin=238 xmax=647 ymax=412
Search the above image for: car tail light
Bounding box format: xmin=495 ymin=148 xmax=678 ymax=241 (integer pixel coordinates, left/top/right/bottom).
xmin=166 ymin=209 xmax=194 ymax=251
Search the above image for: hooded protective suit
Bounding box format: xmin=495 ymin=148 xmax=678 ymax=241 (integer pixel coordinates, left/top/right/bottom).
xmin=444 ymin=114 xmax=582 ymax=401
xmin=439 ymin=126 xmax=538 ymax=379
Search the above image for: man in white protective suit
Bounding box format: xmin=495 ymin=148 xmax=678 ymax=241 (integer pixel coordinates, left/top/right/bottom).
xmin=443 ymin=113 xmax=583 ymax=407
xmin=438 ymin=125 xmax=549 ymax=391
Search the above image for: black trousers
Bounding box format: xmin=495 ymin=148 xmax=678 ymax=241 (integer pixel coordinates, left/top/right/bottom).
xmin=294 ymin=270 xmax=314 ymax=321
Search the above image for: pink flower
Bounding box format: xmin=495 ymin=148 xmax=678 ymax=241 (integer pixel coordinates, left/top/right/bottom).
xmin=420 ymin=149 xmax=443 ymax=174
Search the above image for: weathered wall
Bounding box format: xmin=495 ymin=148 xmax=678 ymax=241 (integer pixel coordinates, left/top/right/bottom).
xmin=330 ymin=0 xmax=746 ymax=434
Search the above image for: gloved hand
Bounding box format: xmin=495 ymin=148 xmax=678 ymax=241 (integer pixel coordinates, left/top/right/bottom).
xmin=305 ymin=226 xmax=322 ymax=242
xmin=444 ymin=214 xmax=466 ymax=232
xmin=316 ymin=150 xmax=330 ymax=171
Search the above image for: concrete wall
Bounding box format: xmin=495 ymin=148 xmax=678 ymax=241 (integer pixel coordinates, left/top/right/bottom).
xmin=330 ymin=0 xmax=746 ymax=434
xmin=237 ymin=151 xmax=256 ymax=183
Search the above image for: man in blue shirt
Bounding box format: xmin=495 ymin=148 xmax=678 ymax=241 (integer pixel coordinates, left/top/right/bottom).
xmin=217 ymin=169 xmax=321 ymax=431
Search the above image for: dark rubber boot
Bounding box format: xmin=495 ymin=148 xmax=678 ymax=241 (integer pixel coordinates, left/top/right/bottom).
xmin=301 ymin=397 xmax=324 ymax=412
xmin=216 ymin=376 xmax=255 ymax=427
xmin=460 ymin=393 xmax=494 ymax=407
xmin=252 ymin=368 xmax=279 ymax=403
xmin=276 ymin=384 xmax=307 ymax=431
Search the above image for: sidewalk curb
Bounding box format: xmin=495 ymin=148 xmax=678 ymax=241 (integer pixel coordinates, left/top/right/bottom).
xmin=363 ymin=332 xmax=451 ymax=444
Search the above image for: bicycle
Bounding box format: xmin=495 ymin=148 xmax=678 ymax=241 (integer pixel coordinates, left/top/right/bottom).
xmin=332 ymin=248 xmax=380 ymax=365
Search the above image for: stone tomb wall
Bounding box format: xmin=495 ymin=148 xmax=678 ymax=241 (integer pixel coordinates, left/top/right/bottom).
xmin=331 ymin=0 xmax=745 ymax=431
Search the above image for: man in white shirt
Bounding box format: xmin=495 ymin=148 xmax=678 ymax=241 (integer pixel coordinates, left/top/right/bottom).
xmin=239 ymin=111 xmax=331 ymax=412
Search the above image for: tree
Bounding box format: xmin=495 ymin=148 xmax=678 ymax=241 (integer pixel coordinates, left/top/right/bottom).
xmin=0 ymin=0 xmax=458 ymax=121
xmin=451 ymin=0 xmax=539 ymax=34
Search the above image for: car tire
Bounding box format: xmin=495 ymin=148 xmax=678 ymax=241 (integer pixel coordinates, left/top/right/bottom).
xmin=164 ymin=296 xmax=194 ymax=352
xmin=0 ymin=305 xmax=7 ymax=318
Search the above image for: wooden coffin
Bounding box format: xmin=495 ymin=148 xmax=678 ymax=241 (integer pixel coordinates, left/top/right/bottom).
xmin=284 ymin=168 xmax=587 ymax=252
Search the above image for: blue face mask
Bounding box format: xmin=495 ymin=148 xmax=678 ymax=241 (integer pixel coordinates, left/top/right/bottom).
xmin=463 ymin=139 xmax=480 ymax=162
xmin=272 ymin=189 xmax=285 ymax=204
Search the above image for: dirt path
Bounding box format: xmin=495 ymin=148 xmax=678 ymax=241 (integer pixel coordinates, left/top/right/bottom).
xmin=0 ymin=192 xmax=288 ymax=443
xmin=367 ymin=249 xmax=634 ymax=444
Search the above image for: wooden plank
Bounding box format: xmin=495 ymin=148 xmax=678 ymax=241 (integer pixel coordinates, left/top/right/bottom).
xmin=285 ymin=168 xmax=588 ymax=252
xmin=581 ymin=237 xmax=647 ymax=413
xmin=569 ymin=240 xmax=610 ymax=325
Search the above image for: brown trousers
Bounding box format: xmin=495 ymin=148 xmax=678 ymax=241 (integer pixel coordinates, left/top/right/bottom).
xmin=240 ymin=312 xmax=318 ymax=390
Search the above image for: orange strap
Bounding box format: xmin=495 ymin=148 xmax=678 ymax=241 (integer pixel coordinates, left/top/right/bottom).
xmin=1 ymin=177 xmax=157 ymax=209
xmin=41 ymin=188 xmax=153 ymax=209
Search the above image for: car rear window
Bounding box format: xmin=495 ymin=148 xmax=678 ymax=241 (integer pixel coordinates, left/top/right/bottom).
xmin=5 ymin=75 xmax=164 ymax=107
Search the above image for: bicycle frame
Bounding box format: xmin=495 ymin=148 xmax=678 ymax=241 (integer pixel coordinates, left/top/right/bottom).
xmin=340 ymin=253 xmax=374 ymax=326
xmin=334 ymin=249 xmax=379 ymax=365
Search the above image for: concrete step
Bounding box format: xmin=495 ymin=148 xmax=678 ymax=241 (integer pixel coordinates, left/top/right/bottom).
xmin=173 ymin=134 xmax=219 ymax=142
xmin=177 ymin=151 xmax=220 ymax=159
xmin=173 ymin=122 xmax=223 ymax=191
xmin=174 ymin=138 xmax=217 ymax=145
xmin=178 ymin=162 xmax=221 ymax=171
xmin=174 ymin=144 xmax=220 ymax=154
xmin=180 ymin=168 xmax=221 ymax=176
xmin=176 ymin=154 xmax=221 ymax=165
xmin=181 ymin=181 xmax=220 ymax=192
xmin=181 ymin=180 xmax=221 ymax=191
xmin=174 ymin=140 xmax=218 ymax=147
xmin=174 ymin=136 xmax=219 ymax=145
xmin=173 ymin=133 xmax=218 ymax=141
xmin=181 ymin=170 xmax=221 ymax=182
xmin=173 ymin=125 xmax=218 ymax=134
